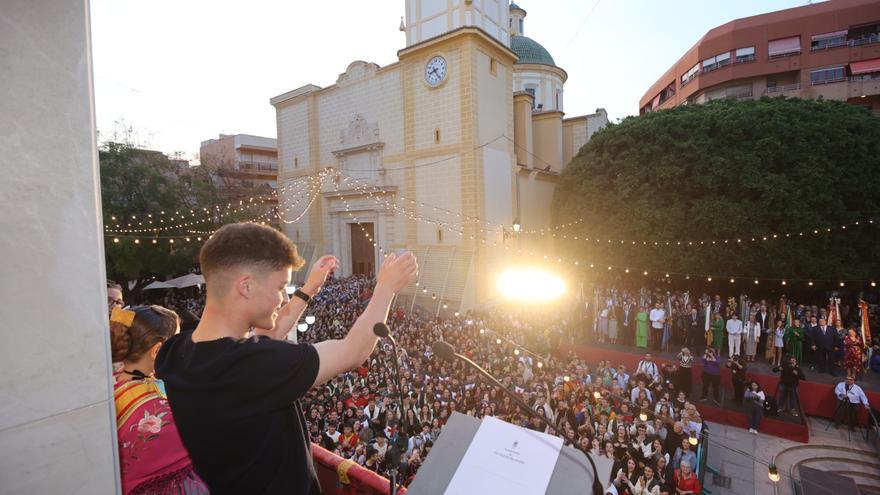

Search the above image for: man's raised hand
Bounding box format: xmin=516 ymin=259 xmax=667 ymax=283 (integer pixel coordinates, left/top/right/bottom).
xmin=303 ymin=255 xmax=339 ymax=295
xmin=377 ymin=252 xmax=418 ymax=293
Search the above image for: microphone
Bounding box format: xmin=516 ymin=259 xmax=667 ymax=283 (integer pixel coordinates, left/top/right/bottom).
xmin=432 ymin=341 xmax=604 ymax=495
xmin=373 ymin=322 xmax=407 ymax=495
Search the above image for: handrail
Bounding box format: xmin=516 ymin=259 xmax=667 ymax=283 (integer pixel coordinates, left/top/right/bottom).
xmin=766 ymin=82 xmax=801 ymax=94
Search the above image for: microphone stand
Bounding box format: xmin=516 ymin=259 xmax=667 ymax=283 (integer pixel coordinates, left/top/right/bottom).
xmin=433 ymin=341 xmax=605 ymax=495
xmin=374 ymin=323 xmax=409 ymax=495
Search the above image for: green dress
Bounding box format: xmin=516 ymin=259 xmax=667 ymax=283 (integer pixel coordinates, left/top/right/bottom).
xmin=711 ymin=319 xmax=725 ymax=351
xmin=784 ymin=325 xmax=804 ymax=363
xmin=636 ymin=311 xmax=649 ymax=348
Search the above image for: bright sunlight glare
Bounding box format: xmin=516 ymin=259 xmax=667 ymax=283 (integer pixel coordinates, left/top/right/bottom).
xmin=496 ymin=268 xmax=566 ymax=302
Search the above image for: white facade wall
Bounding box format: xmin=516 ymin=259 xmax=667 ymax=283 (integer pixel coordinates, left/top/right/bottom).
xmin=277 ymin=101 xmax=310 ymax=173
xmin=513 ymin=68 xmax=564 ymax=111
xmin=406 ymin=0 xmax=509 ymax=47
xmin=0 ymin=1 xmax=119 ymax=493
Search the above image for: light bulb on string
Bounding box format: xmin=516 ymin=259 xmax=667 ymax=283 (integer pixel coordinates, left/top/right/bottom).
xmin=496 ymin=338 xmax=502 ymax=344
xmin=514 ymin=349 xmax=520 ymax=356
xmin=297 ymin=323 xmax=308 ymax=333
xmin=305 ymin=315 xmax=316 ymax=325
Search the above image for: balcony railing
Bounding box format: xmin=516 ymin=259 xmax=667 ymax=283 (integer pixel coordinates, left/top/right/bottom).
xmin=811 ymin=38 xmax=848 ymax=51
xmin=810 ymin=76 xmax=847 ymax=86
xmin=848 ymin=33 xmax=880 ymax=47
xmin=702 ymin=59 xmax=731 ymax=74
xmin=766 ymin=82 xmax=801 ymax=94
xmin=734 ymin=54 xmax=756 ymax=64
xmin=238 ymin=161 xmax=278 ymax=172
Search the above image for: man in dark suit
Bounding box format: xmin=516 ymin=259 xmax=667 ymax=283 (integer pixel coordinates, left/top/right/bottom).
xmin=755 ymin=304 xmax=771 ymax=359
xmin=810 ymin=318 xmax=835 ymax=375
xmin=804 ymin=315 xmax=819 ymax=370
xmin=686 ymin=306 xmax=702 ymax=354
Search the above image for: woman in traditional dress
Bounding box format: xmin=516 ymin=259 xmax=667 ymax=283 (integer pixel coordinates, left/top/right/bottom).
xmin=772 ymin=320 xmax=786 ymax=367
xmin=784 ymin=319 xmax=805 ymax=364
xmin=636 ymin=306 xmax=649 ymax=348
xmin=843 ymin=328 xmax=866 ymax=378
xmin=744 ymin=313 xmax=760 ymax=362
xmin=710 ymin=313 xmax=725 ymax=354
xmin=598 ymin=307 xmax=609 ymax=344
xmin=110 ymin=306 xmax=208 ymax=495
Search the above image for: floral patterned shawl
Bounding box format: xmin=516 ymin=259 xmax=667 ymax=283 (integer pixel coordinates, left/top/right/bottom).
xmin=114 ymin=374 xmax=209 ymax=495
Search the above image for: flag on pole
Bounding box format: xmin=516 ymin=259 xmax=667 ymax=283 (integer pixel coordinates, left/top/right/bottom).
xmin=828 ymin=297 xmax=841 ymax=326
xmin=859 ymin=299 xmax=872 ymax=343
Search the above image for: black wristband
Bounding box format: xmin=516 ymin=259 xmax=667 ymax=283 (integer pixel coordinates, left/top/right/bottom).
xmin=293 ymin=288 xmax=311 ymax=303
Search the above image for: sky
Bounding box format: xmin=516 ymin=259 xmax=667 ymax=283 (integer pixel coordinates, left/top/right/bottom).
xmin=90 ymin=0 xmax=813 ymax=159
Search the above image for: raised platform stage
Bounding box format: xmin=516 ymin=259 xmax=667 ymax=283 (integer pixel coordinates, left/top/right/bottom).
xmin=562 ymin=344 xmax=880 ymax=443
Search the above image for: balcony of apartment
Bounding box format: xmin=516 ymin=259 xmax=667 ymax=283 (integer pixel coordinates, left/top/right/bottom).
xmin=236 ymin=160 xmax=278 ymax=175
xmin=765 ymin=71 xmax=801 ymax=96
xmin=848 ymin=69 xmax=880 ymax=99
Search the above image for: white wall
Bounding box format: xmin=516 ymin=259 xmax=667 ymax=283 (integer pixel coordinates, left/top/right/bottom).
xmin=513 ymin=68 xmax=564 ymax=111
xmin=0 ymin=1 xmax=119 ymax=493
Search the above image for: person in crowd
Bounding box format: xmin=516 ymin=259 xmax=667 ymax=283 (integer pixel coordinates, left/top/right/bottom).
xmin=843 ymin=328 xmax=867 ymax=379
xmin=810 ymin=318 xmax=836 ymax=375
xmin=685 ymin=307 xmax=702 ymax=354
xmin=672 ymin=437 xmax=696 ymax=470
xmin=673 ymin=460 xmax=701 ymax=494
xmin=628 ymin=464 xmax=661 ymax=495
xmin=613 ymin=456 xmax=641 ymax=495
xmin=784 ymin=319 xmax=805 ymax=364
xmin=599 ymin=306 xmax=610 ymax=344
xmin=726 ymin=355 xmax=747 ymax=405
xmin=650 ymin=302 xmax=666 ymax=351
xmin=155 ymin=223 xmax=418 ymax=494
xmin=772 ymin=320 xmax=786 ymax=367
xmin=675 ymin=348 xmax=694 ymax=397
xmin=699 ymin=347 xmax=720 ymax=405
xmin=725 ymin=313 xmax=743 ymax=359
xmin=637 ymin=353 xmax=660 ymax=381
xmin=710 ymin=313 xmax=725 ymax=355
xmin=834 ymin=375 xmax=870 ymax=431
xmin=755 ymin=304 xmax=771 ymax=359
xmin=108 ymin=280 xmax=125 ymax=316
xmin=775 ymin=356 xmax=805 ymax=417
xmin=609 ymin=311 xmax=620 ymax=345
xmin=744 ymin=381 xmax=765 ymax=434
xmin=743 ymin=313 xmax=760 ymax=362
xmin=109 ymin=306 xmax=208 ymax=495
xmin=636 ymin=306 xmax=649 ymax=349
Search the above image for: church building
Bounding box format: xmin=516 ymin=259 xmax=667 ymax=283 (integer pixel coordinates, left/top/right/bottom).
xmin=271 ymin=1 xmax=607 ymax=312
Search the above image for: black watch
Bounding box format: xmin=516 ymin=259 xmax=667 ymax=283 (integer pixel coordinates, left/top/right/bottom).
xmin=293 ymin=288 xmax=311 ymax=303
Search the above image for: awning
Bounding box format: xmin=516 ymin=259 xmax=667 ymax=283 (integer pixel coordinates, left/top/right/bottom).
xmin=811 ymin=30 xmax=848 ymax=41
xmin=768 ymin=36 xmax=801 ymax=56
xmin=142 ymin=280 xmax=176 ymax=290
xmin=165 ymin=273 xmax=206 ymax=288
xmin=850 ymin=58 xmax=880 ymax=75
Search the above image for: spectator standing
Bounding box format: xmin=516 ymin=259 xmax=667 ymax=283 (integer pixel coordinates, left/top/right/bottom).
xmin=772 ymin=320 xmax=785 ymax=367
xmin=755 ymin=304 xmax=771 ymax=359
xmin=843 ymin=329 xmax=867 ymax=379
xmin=784 ymin=319 xmax=805 ymax=364
xmin=675 ymin=348 xmax=694 ymax=397
xmin=776 ymin=356 xmax=805 ymax=417
xmin=650 ymin=303 xmax=666 ymax=351
xmin=685 ymin=308 xmax=702 ymax=354
xmin=726 ymin=355 xmax=747 ymax=405
xmin=672 ymin=460 xmax=701 ymax=494
xmin=811 ymin=318 xmax=835 ymax=375
xmin=725 ymin=314 xmax=743 ymax=358
xmin=834 ymin=376 xmax=870 ymax=430
xmin=710 ymin=314 xmax=725 ymax=354
xmin=744 ymin=381 xmax=765 ymax=434
xmin=636 ymin=306 xmax=649 ymax=348
xmin=699 ymin=348 xmax=720 ymax=405
xmin=743 ymin=314 xmax=760 ymax=362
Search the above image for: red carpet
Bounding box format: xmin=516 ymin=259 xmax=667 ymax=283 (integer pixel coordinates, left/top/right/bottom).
xmin=561 ymin=344 xmax=880 ymax=443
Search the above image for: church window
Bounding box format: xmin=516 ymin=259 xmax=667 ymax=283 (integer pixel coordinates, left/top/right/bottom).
xmin=525 ymin=86 xmax=536 ymax=109
xmin=437 ymin=229 xmax=443 ymax=243
xmin=434 ymin=128 xmax=441 ymax=143
xmin=294 ymin=156 xmax=298 ymax=168
xmin=519 ymin=18 xmax=524 ymax=35
xmin=490 ymin=58 xmax=497 ymax=75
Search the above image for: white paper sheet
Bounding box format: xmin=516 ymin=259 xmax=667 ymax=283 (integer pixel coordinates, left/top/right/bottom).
xmin=443 ymin=416 xmax=563 ymax=495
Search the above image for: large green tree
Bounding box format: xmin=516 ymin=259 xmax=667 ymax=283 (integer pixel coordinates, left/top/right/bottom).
xmin=100 ymin=142 xmax=261 ymax=283
xmin=552 ymin=98 xmax=880 ymax=283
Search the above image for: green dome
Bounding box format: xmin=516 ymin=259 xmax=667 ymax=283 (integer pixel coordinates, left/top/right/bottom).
xmin=510 ymin=35 xmax=555 ymax=66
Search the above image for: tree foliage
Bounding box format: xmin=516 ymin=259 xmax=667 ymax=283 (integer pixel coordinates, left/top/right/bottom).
xmin=100 ymin=142 xmax=248 ymax=283
xmin=552 ymin=98 xmax=880 ymax=283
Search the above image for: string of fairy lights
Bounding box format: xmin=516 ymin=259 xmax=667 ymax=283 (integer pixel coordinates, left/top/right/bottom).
xmin=105 ymin=174 xmax=326 ymax=244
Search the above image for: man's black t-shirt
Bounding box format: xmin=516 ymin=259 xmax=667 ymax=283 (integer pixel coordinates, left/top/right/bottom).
xmin=155 ymin=333 xmax=321 ymax=494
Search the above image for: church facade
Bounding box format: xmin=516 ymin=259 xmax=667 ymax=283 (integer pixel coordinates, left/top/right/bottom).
xmin=271 ymin=1 xmax=607 ymax=312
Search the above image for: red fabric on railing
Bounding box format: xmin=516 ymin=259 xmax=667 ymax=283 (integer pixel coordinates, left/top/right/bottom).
xmin=311 ymin=444 xmax=406 ymax=495
xmin=851 ymin=58 xmax=880 ymax=75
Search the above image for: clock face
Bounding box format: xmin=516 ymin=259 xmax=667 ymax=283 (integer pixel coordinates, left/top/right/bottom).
xmin=425 ymin=56 xmax=447 ymax=87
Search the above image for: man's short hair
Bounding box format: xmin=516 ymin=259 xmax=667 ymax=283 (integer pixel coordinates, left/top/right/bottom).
xmin=199 ymin=223 xmax=304 ymax=281
xmin=107 ymin=280 xmax=123 ymax=291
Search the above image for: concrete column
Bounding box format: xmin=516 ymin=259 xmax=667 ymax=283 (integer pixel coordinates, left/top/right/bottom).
xmin=0 ymin=1 xmax=119 ymax=494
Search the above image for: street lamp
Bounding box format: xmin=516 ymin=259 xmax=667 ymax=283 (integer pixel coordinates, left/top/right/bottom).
xmin=513 ymin=219 xmax=521 ymax=233
xmin=768 ymin=464 xmax=780 ymax=483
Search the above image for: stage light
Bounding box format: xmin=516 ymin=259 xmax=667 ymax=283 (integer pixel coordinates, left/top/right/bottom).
xmin=297 ymin=323 xmax=308 ymax=332
xmin=513 ymin=220 xmax=521 ymax=233
xmin=639 ymin=413 xmax=648 ymax=422
xmin=689 ymin=432 xmax=698 ymax=446
xmin=479 ymin=328 xmax=485 ymax=334
xmin=563 ymin=376 xmax=570 ymax=382
xmin=593 ymin=391 xmax=601 ymax=399
xmin=514 ymin=349 xmax=520 ymax=356
xmin=305 ymin=315 xmax=316 ymax=325
xmin=537 ymin=362 xmax=543 ymax=368
xmin=768 ymin=464 xmax=780 ymax=483
xmin=496 ymin=268 xmax=565 ymax=302
xmin=496 ymin=338 xmax=502 ymax=344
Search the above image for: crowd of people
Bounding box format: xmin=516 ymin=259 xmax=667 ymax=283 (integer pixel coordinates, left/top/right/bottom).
xmin=588 ymin=286 xmax=878 ymax=378
xmin=104 ymin=257 xmax=879 ymax=495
